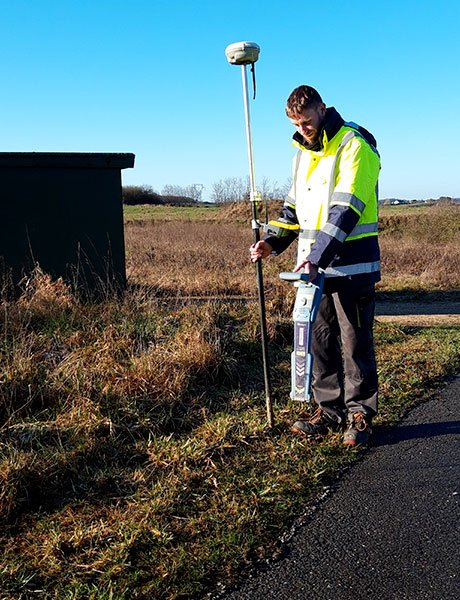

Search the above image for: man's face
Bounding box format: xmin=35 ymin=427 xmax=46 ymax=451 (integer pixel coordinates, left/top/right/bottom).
xmin=289 ymin=103 xmax=326 ymax=145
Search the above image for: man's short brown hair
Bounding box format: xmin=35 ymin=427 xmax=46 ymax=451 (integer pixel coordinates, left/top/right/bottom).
xmin=286 ymin=85 xmax=323 ymax=118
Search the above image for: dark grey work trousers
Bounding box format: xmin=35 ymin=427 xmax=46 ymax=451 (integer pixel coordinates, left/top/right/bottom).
xmin=311 ymin=283 xmax=378 ymax=424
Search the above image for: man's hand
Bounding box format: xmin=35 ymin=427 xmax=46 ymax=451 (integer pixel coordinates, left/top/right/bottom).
xmin=250 ymin=240 xmax=273 ymax=262
xmin=294 ymin=259 xmax=318 ymax=281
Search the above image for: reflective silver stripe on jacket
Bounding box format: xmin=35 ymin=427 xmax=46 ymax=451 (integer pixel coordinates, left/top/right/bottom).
xmin=299 ymin=229 xmax=319 ymax=239
xmin=330 ymin=191 xmax=366 ymax=213
xmin=348 ymin=222 xmax=378 ymax=237
xmin=284 ymin=195 xmax=296 ymax=208
xmin=323 ymin=223 xmax=347 ymax=242
xmin=300 ymin=221 xmax=378 ymax=242
xmin=324 ymin=261 xmax=381 ymax=277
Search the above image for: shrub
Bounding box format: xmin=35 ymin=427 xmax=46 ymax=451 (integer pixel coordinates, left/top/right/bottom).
xmin=122 ymin=185 xmax=163 ymax=206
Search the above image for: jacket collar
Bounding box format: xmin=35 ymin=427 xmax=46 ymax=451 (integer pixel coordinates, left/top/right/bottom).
xmin=293 ymin=107 xmax=344 ymax=151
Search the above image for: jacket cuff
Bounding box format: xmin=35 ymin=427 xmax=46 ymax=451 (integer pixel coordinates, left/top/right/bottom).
xmin=264 ymin=234 xmax=295 ymax=256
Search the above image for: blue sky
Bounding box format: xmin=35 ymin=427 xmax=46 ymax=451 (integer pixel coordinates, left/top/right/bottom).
xmin=1 ymin=0 xmax=459 ymax=201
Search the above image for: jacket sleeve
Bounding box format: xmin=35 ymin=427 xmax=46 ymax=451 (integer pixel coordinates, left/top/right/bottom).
xmin=263 ymin=197 xmax=300 ymax=255
xmin=307 ymin=136 xmax=380 ymax=268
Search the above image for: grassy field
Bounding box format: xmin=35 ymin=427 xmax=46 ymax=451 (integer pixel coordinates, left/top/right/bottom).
xmin=124 ymin=204 xmax=219 ymax=222
xmin=0 ymin=203 xmax=459 ymax=599
xmin=124 ymin=201 xmax=460 ymax=295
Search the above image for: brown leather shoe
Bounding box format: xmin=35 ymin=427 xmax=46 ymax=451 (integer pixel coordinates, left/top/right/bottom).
xmin=291 ymin=407 xmax=343 ymax=437
xmin=343 ymin=413 xmax=372 ymax=446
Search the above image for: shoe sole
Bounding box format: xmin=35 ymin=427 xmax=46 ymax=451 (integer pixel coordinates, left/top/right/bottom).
xmin=343 ymin=439 xmax=359 ymax=447
xmin=343 ymin=436 xmax=370 ymax=447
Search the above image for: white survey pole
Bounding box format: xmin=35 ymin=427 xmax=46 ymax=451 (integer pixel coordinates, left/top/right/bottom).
xmin=241 ymin=64 xmax=257 ymax=200
xmin=225 ymin=41 xmax=274 ymax=428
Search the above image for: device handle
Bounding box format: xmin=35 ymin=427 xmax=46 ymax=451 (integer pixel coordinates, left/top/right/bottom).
xmin=279 ymin=272 xmax=311 ymax=283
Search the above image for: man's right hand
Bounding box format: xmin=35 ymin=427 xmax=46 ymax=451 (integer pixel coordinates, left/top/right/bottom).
xmin=249 ymin=240 xmax=273 ymax=262
xmin=294 ymin=259 xmax=318 ymax=282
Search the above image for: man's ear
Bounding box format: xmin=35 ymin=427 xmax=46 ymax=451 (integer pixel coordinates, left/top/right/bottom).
xmin=319 ymin=102 xmax=327 ymax=118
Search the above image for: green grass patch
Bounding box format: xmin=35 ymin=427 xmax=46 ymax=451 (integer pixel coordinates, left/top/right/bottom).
xmin=378 ymin=203 xmax=438 ymax=216
xmin=1 ymin=276 xmax=459 ymax=599
xmin=123 ymin=204 xmax=219 ymax=222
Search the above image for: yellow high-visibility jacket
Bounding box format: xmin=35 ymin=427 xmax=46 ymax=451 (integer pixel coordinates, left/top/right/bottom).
xmin=265 ymin=107 xmax=381 ymax=285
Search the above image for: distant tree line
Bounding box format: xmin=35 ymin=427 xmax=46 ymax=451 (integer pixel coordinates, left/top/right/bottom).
xmin=122 ymin=184 xmax=203 ymax=207
xmin=210 ymin=176 xmax=290 ymax=203
xmin=123 ymin=177 xmax=291 ymax=206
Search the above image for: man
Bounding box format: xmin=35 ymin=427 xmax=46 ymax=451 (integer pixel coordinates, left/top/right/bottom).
xmin=250 ymin=85 xmax=380 ymax=446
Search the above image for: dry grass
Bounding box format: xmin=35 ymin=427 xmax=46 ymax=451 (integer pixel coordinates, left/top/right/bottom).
xmin=379 ymin=203 xmax=460 ymax=242
xmin=125 ymin=202 xmax=460 ymax=295
xmin=124 ymin=218 xmax=298 ymax=302
xmin=0 ymin=203 xmax=459 ymax=599
xmin=379 ymin=203 xmax=460 ymax=290
xmin=380 ymin=239 xmax=460 ymax=290
xmin=125 ymin=220 xmax=255 ymax=295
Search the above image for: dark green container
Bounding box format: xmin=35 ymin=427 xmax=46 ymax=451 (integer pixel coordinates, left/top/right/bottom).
xmin=0 ymin=152 xmax=134 ymax=297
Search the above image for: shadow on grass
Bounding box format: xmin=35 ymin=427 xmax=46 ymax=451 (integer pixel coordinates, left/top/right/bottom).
xmin=376 ymin=288 xmax=460 ymax=304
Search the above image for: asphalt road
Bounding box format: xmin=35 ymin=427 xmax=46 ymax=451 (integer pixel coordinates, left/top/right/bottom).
xmin=375 ymin=301 xmax=460 ymax=316
xmin=217 ymin=376 xmax=460 ymax=600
